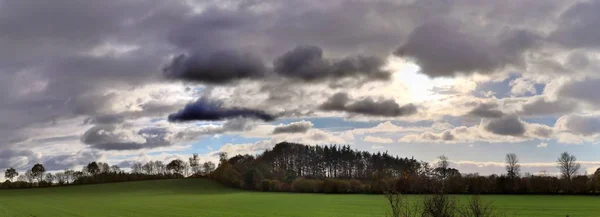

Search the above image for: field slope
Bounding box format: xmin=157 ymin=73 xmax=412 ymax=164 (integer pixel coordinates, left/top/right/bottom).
xmin=0 ymin=179 xmax=599 ymax=217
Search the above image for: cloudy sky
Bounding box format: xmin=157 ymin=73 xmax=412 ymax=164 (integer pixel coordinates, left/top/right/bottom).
xmin=2 ymin=0 xmax=600 ymax=177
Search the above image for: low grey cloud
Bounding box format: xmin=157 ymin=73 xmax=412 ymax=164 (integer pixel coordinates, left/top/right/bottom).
xmin=395 ymin=20 xmax=540 ymax=77
xmin=0 ymin=149 xmax=38 ymax=170
xmin=519 ymin=96 xmax=579 ymax=116
xmin=273 ymin=121 xmax=313 ymax=134
xmin=467 ymin=103 xmax=505 ymax=118
xmin=172 ymin=118 xmax=256 ymax=142
xmin=484 ymin=115 xmax=526 ymax=136
xmin=557 ymin=78 xmax=600 ymax=107
xmin=163 ymin=50 xmax=267 ymax=84
xmin=273 ymin=45 xmax=390 ymax=82
xmin=81 ymin=125 xmax=171 ymax=151
xmin=550 ymin=0 xmax=600 ymax=49
xmin=320 ymin=93 xmax=417 ymax=117
xmin=556 ymin=114 xmax=600 ymax=136
xmin=41 ymin=150 xmax=102 ymax=171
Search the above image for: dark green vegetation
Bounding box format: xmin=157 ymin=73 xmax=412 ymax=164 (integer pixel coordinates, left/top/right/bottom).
xmin=1 ymin=179 xmax=600 ymax=217
xmin=213 ymin=142 xmax=600 ymax=195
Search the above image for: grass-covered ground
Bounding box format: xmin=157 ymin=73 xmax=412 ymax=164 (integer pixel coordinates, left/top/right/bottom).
xmin=0 ymin=179 xmax=599 ymax=217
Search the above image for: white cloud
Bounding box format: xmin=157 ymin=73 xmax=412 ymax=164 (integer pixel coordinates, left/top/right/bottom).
xmin=363 ymin=136 xmax=394 ymax=144
xmin=537 ymin=142 xmax=548 ymax=148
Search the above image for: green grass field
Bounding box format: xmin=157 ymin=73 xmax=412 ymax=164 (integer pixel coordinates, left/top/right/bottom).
xmin=0 ymin=179 xmax=599 ymax=217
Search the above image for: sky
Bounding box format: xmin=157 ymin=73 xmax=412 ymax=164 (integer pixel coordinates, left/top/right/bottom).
xmin=2 ymin=0 xmax=600 ymax=178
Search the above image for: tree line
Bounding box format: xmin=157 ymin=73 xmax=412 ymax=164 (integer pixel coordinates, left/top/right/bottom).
xmin=2 ymin=155 xmax=216 ymax=189
xmin=211 ymin=142 xmax=600 ymax=195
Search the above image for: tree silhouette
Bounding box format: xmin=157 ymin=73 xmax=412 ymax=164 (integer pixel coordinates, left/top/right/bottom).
xmin=189 ymin=153 xmax=201 ymax=175
xmin=557 ymin=152 xmax=580 ymax=180
xmin=505 ymin=153 xmax=520 ymax=179
xmin=86 ymin=162 xmax=100 ymax=176
xmin=167 ymin=159 xmax=185 ymax=175
xmin=4 ymin=167 xmax=18 ymax=182
xmin=31 ymin=163 xmax=45 ymax=183
xmin=202 ymin=161 xmax=216 ymax=175
xmin=44 ymin=173 xmax=55 ymax=184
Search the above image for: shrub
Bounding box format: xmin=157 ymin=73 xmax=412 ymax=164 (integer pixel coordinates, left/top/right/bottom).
xmin=292 ymin=178 xmax=318 ymax=193
xmin=336 ymin=179 xmax=351 ymax=193
xmin=260 ymin=180 xmax=272 ymax=191
xmin=349 ymin=179 xmax=364 ymax=193
xmin=270 ymin=180 xmax=282 ymax=192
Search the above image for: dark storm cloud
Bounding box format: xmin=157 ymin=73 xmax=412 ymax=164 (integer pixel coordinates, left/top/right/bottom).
xmin=484 ymin=115 xmax=526 ymax=136
xmin=273 ymin=45 xmax=390 ymax=82
xmin=163 ymin=50 xmax=268 ymax=84
xmin=163 ymin=45 xmax=391 ymax=84
xmin=272 ymin=121 xmax=313 ymax=134
xmin=394 ymin=20 xmax=540 ymax=77
xmin=81 ymin=125 xmax=171 ymax=151
xmin=168 ymin=98 xmax=276 ymax=122
xmin=320 ymin=93 xmax=417 ymax=117
xmin=467 ymin=103 xmax=505 ymax=118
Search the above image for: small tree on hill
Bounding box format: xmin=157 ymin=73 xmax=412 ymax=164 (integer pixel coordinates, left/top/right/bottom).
xmin=202 ymin=161 xmax=216 ymax=175
xmin=167 ymin=159 xmax=185 ymax=175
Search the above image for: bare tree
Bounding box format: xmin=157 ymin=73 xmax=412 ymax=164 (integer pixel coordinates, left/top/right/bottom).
xmin=436 ymin=155 xmax=450 ymax=180
xmin=64 ymin=170 xmax=74 ymax=184
xmin=457 ymin=195 xmax=497 ymax=217
xmin=44 ymin=173 xmax=55 ymax=184
xmin=25 ymin=170 xmax=34 ymax=183
xmin=384 ymin=190 xmax=418 ymax=217
xmin=557 ymin=152 xmax=580 ymax=180
xmin=505 ymin=153 xmax=520 ymax=178
xmin=110 ymin=165 xmax=121 ymax=173
xmin=182 ymin=162 xmax=191 ymax=177
xmin=421 ymin=194 xmax=457 ymax=217
xmin=384 ymin=190 xmax=402 ymax=217
xmin=55 ymin=172 xmax=67 ymax=185
xmin=202 ymin=161 xmax=216 ymax=175
xmin=189 ymin=153 xmax=201 ymax=175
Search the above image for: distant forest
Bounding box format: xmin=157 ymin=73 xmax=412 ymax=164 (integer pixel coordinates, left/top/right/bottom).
xmin=212 ymin=142 xmax=600 ymax=195
xmin=3 ymin=142 xmax=600 ymax=195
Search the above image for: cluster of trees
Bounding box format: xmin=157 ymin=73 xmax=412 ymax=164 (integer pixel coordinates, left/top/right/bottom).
xmin=2 ymin=156 xmax=216 ymax=189
xmin=212 ymin=142 xmax=600 ymax=195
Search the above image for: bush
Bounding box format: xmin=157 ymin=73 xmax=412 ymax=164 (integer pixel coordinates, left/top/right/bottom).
xmin=349 ymin=179 xmax=364 ymax=193
xmin=323 ymin=179 xmax=351 ymax=193
xmin=336 ymin=179 xmax=351 ymax=193
xmin=292 ymin=178 xmax=319 ymax=193
xmin=270 ymin=180 xmax=282 ymax=192
xmin=260 ymin=180 xmax=272 ymax=191
xmin=422 ymin=194 xmax=457 ymax=217
xmin=323 ymin=179 xmax=337 ymax=193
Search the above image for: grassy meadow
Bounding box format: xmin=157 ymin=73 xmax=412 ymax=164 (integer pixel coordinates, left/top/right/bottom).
xmin=0 ymin=179 xmax=599 ymax=217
